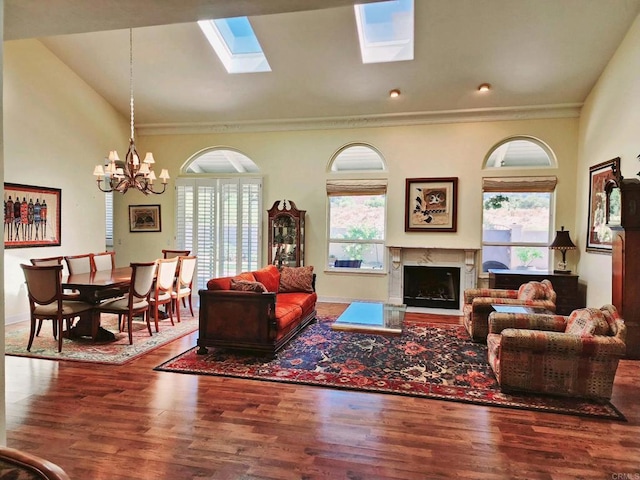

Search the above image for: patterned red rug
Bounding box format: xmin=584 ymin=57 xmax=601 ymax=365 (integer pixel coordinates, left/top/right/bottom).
xmin=155 ymin=315 xmax=625 ymax=420
xmin=5 ymin=313 xmax=198 ymax=365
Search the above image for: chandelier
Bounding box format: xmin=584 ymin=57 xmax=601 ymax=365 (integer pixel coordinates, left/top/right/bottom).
xmin=93 ymin=29 xmax=169 ymax=195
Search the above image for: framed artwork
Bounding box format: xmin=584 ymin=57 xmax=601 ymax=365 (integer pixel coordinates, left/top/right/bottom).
xmin=129 ymin=204 xmax=161 ymax=233
xmin=587 ymin=157 xmax=620 ymax=253
xmin=4 ymin=183 xmax=61 ymax=249
xmin=405 ymin=177 xmax=458 ymax=232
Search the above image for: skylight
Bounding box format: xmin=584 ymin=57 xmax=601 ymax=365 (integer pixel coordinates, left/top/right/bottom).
xmin=354 ymin=0 xmax=414 ymax=64
xmin=198 ymin=17 xmax=271 ymax=74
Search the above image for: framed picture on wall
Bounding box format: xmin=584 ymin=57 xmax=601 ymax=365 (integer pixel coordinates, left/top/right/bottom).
xmin=586 ymin=157 xmax=620 ymax=253
xmin=129 ymin=204 xmax=161 ymax=233
xmin=4 ymin=183 xmax=61 ymax=249
xmin=405 ymin=177 xmax=458 ymax=232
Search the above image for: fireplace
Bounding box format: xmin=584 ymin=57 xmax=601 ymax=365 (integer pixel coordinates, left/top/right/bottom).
xmin=403 ymin=266 xmax=460 ymax=309
xmin=387 ymin=246 xmax=478 ymax=314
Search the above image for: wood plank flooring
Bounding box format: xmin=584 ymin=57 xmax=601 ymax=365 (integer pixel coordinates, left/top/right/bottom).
xmin=5 ymin=303 xmax=640 ymax=479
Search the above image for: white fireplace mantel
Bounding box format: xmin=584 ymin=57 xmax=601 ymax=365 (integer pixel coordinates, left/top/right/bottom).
xmin=387 ymin=246 xmax=479 ymax=313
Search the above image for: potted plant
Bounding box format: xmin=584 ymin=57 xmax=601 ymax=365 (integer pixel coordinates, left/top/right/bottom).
xmin=514 ymin=247 xmax=542 ymax=269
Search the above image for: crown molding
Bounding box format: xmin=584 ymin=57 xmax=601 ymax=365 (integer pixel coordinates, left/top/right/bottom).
xmin=137 ymin=103 xmax=583 ymax=136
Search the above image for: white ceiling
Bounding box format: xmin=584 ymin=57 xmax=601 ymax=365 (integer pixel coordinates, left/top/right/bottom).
xmin=6 ymin=0 xmax=640 ymax=129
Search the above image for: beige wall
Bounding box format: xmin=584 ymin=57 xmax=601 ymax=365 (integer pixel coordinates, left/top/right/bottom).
xmin=121 ymin=117 xmax=580 ymax=302
xmin=577 ymin=14 xmax=640 ymax=307
xmin=3 ymin=39 xmax=129 ymax=323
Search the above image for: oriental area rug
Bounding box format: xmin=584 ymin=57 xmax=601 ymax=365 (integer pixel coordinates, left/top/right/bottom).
xmin=155 ymin=315 xmax=625 ymax=421
xmin=5 ymin=314 xmax=198 ymax=365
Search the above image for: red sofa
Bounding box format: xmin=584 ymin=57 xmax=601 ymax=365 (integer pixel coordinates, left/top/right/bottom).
xmin=197 ymin=264 xmax=317 ymax=356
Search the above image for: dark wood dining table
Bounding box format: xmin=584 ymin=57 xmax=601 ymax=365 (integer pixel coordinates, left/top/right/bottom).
xmin=62 ymin=266 xmax=132 ymax=341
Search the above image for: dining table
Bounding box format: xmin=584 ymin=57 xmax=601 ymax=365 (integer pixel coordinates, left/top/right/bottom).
xmin=62 ymin=266 xmax=132 ymax=341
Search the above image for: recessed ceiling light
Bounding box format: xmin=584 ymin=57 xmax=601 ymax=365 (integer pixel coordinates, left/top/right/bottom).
xmin=389 ymin=89 xmax=401 ymax=98
xmin=478 ymin=83 xmax=491 ymax=92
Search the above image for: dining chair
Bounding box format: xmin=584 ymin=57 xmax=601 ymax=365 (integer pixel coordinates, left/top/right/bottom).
xmin=30 ymin=256 xmax=78 ymax=334
xmin=64 ymin=254 xmax=93 ymax=275
xmin=149 ymin=257 xmax=179 ymax=332
xmin=20 ymin=264 xmax=94 ymax=352
xmin=97 ymin=262 xmax=157 ymax=345
xmin=162 ymin=249 xmax=190 ymax=259
xmin=91 ymin=251 xmax=116 ymax=271
xmin=171 ymin=255 xmax=197 ymax=323
xmin=30 ymin=256 xmax=63 ymax=267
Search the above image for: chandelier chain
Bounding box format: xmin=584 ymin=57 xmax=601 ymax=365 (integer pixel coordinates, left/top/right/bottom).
xmin=129 ymin=28 xmax=135 ymax=141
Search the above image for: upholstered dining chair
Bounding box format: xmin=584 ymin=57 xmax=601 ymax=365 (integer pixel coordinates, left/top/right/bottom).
xmin=97 ymin=262 xmax=157 ymax=345
xmin=171 ymin=255 xmax=197 ymax=323
xmin=149 ymin=257 xmax=179 ymax=332
xmin=162 ymin=249 xmax=190 ymax=259
xmin=64 ymin=254 xmax=93 ymax=275
xmin=20 ymin=264 xmax=94 ymax=352
xmin=30 ymin=256 xmax=64 ymax=267
xmin=91 ymin=251 xmax=116 ymax=271
xmin=30 ymin=256 xmax=77 ymax=334
xmin=0 ymin=446 xmax=71 ymax=480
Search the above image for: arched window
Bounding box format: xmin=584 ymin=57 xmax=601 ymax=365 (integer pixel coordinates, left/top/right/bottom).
xmin=183 ymin=147 xmax=259 ymax=174
xmin=176 ymin=147 xmax=262 ymax=291
xmin=326 ymin=144 xmax=387 ymax=272
xmin=483 ymin=136 xmax=556 ymax=169
xmin=329 ymin=143 xmax=387 ymax=172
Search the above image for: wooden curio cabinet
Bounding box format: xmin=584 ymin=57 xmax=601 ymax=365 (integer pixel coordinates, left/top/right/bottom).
xmin=267 ymin=200 xmax=305 ymax=268
xmin=605 ymin=161 xmax=640 ymax=359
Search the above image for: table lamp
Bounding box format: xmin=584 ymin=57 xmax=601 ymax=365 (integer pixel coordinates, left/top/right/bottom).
xmin=549 ymin=226 xmax=577 ymax=274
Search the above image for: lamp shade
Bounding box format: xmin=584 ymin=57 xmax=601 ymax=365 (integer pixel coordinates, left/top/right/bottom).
xmin=549 ymin=226 xmax=576 ymax=251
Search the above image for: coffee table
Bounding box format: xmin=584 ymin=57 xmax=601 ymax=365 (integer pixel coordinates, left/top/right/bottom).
xmin=491 ymin=305 xmax=554 ymax=315
xmin=331 ymin=302 xmax=406 ymax=335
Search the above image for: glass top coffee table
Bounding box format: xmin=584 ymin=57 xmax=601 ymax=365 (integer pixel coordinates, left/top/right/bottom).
xmin=491 ymin=304 xmax=554 ymax=315
xmin=331 ymin=302 xmax=406 ymax=335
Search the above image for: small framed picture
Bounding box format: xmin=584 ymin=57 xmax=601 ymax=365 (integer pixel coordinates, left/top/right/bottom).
xmin=129 ymin=205 xmax=161 ymax=233
xmin=586 ymin=158 xmax=620 ymax=253
xmin=4 ymin=183 xmax=62 ymax=248
xmin=405 ymin=177 xmax=458 ymax=232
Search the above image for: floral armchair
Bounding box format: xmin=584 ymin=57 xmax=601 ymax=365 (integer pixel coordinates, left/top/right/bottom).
xmin=487 ymin=304 xmax=626 ymax=399
xmin=463 ymin=279 xmax=556 ymax=342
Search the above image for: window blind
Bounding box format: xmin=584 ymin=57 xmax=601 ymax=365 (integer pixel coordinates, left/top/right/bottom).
xmin=326 ymin=179 xmax=388 ymax=195
xmin=482 ymin=176 xmax=557 ymax=192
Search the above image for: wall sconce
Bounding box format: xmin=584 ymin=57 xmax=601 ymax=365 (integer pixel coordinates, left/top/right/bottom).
xmin=549 ymin=226 xmax=577 ymax=273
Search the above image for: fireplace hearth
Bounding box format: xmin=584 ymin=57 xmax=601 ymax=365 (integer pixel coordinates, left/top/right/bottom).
xmin=403 ymin=265 xmax=460 ymax=309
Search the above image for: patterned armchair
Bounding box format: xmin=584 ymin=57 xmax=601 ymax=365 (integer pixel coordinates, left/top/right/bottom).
xmin=463 ymin=280 xmax=556 ymax=342
xmin=487 ymin=304 xmax=626 ymax=399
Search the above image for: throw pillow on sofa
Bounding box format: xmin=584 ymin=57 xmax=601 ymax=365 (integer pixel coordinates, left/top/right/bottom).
xmin=253 ymin=265 xmax=281 ymax=292
xmin=230 ymin=279 xmax=267 ymax=293
xmin=279 ymin=265 xmax=314 ymax=293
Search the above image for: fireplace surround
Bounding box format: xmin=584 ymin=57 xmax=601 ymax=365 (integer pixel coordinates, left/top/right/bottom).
xmin=388 ymin=246 xmax=478 ymax=314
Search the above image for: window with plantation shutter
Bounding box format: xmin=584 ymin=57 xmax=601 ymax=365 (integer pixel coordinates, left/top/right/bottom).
xmin=175 ymin=177 xmax=262 ymax=293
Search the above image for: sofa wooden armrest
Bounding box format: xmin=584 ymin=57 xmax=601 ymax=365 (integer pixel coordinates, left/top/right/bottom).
xmin=197 ymin=289 xmax=278 ymax=354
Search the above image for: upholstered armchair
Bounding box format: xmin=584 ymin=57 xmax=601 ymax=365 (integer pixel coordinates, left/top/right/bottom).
xmin=487 ymin=304 xmax=626 ymax=399
xmin=463 ymin=279 xmax=556 ymax=342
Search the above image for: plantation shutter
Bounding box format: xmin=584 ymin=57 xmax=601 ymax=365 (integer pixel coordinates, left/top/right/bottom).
xmin=241 ymin=180 xmax=261 ymax=272
xmin=175 ymin=177 xmax=262 ymax=292
xmin=196 ymin=181 xmax=217 ymax=290
xmin=105 ymin=192 xmax=113 ymax=248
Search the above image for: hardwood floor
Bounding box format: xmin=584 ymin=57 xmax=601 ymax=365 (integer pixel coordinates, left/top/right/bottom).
xmin=5 ymin=303 xmax=640 ymax=479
